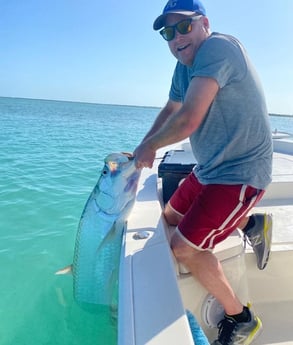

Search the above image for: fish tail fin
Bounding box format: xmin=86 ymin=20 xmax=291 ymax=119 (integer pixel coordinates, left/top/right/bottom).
xmin=55 ymin=264 xmax=73 ymax=275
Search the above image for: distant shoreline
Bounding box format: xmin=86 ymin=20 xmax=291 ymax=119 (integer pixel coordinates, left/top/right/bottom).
xmin=0 ymin=95 xmax=292 ymax=116
xmin=269 ymin=113 xmax=293 ymax=118
xmin=0 ymin=96 xmax=161 ymax=111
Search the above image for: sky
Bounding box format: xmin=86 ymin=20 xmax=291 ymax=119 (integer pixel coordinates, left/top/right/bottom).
xmin=1 ymin=0 xmax=292 ymax=114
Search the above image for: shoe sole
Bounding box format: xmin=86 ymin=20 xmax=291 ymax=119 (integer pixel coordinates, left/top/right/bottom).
xmin=244 ymin=316 xmax=263 ymax=345
xmin=258 ymin=214 xmax=273 ymax=270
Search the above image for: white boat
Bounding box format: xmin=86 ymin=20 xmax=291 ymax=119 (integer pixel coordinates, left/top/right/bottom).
xmin=272 ymin=129 xmax=291 ymax=140
xmin=118 ymin=133 xmax=293 ymax=345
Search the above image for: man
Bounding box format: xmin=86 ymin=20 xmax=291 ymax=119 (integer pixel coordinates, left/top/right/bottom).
xmin=134 ymin=0 xmax=273 ymax=344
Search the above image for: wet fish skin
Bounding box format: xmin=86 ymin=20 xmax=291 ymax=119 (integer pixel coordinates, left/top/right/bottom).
xmin=72 ymin=153 xmax=140 ymax=307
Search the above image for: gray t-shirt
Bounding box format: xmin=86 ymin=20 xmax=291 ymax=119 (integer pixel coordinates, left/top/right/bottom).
xmin=169 ymin=32 xmax=272 ymax=189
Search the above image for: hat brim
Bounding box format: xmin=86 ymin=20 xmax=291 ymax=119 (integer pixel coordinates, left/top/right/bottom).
xmin=153 ymin=11 xmax=196 ymax=30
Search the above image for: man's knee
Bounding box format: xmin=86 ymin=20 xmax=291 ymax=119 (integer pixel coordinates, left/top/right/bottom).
xmin=171 ymin=232 xmax=199 ymax=263
xmin=164 ymin=203 xmax=182 ymax=226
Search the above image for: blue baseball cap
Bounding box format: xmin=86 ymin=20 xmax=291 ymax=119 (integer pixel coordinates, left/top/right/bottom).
xmin=153 ymin=0 xmax=206 ymax=30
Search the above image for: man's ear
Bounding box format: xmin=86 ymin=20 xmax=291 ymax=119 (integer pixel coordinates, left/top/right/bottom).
xmin=202 ymin=16 xmax=210 ymax=33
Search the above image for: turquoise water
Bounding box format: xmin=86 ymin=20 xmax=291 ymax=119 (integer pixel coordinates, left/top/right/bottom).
xmin=0 ymin=97 xmax=157 ymax=345
xmin=1 ymin=97 xmax=292 ymax=345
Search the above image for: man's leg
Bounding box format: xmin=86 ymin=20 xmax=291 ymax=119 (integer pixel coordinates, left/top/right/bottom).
xmin=171 ymin=232 xmax=243 ymax=315
xmin=164 ymin=202 xmax=183 ymax=226
xmin=164 ymin=180 xmax=264 ymax=344
xmin=166 ymin=206 xmax=273 ymax=271
xmin=165 ymin=202 xmax=242 ymax=314
xmin=171 ymin=232 xmax=262 ymax=345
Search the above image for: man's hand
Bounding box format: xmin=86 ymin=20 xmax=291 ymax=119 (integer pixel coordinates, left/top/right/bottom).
xmin=133 ymin=141 xmax=156 ymax=169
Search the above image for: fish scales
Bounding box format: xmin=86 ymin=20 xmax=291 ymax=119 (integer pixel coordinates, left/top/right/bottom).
xmin=72 ymin=153 xmax=140 ymax=308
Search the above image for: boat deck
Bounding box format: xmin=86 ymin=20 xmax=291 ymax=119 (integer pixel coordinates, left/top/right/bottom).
xmin=245 ymin=150 xmax=293 ymax=344
xmin=252 ymin=151 xmax=293 ymax=250
xmin=245 ymin=249 xmax=293 ymax=345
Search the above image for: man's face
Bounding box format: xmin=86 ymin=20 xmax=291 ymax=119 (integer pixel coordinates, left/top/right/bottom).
xmin=165 ymin=13 xmax=208 ymax=66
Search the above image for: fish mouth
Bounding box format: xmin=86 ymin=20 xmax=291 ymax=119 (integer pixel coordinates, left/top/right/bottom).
xmin=105 ymin=153 xmax=134 ymax=173
xmin=121 ymin=152 xmax=134 ymax=159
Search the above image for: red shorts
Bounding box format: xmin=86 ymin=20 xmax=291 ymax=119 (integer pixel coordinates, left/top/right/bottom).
xmin=168 ymin=173 xmax=264 ymax=250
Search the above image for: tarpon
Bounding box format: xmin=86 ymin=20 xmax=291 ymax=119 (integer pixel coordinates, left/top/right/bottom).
xmin=57 ymin=153 xmax=140 ymax=310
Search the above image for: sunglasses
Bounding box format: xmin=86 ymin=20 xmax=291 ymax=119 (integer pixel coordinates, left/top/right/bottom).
xmin=159 ymin=16 xmax=203 ymax=41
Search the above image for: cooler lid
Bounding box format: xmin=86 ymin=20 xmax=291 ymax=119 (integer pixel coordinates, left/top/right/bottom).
xmin=158 ymin=150 xmax=197 ymax=175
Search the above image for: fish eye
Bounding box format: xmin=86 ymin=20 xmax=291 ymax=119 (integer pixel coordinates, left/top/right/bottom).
xmin=102 ymin=166 xmax=109 ymax=175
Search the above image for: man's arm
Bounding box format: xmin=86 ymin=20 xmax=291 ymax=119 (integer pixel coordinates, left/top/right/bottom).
xmin=141 ymin=99 xmax=182 ymax=142
xmin=134 ymin=77 xmax=219 ymax=168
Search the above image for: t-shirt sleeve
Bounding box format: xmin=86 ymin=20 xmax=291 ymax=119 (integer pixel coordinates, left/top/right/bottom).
xmin=191 ymin=35 xmax=247 ymax=88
